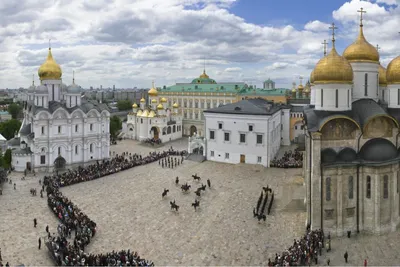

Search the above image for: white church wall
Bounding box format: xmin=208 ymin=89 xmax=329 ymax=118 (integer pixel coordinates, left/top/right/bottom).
xmin=281 ymin=108 xmax=291 ymax=146
xmin=350 ymin=62 xmax=379 ymax=102
xmin=314 ymin=84 xmax=352 ymax=111
xmin=12 ymin=154 xmax=32 ymax=172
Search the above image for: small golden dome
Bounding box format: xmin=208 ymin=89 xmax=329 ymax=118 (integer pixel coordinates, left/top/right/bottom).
xmin=291 ymin=88 xmax=297 ymax=93
xmin=387 ymin=56 xmax=400 ymax=84
xmin=310 ymin=70 xmax=315 ymax=84
xmin=140 ymin=97 xmax=145 ymax=103
xmin=304 ymin=86 xmax=311 ymax=93
xmin=148 ymin=81 xmax=158 ymax=96
xmin=151 ymin=98 xmax=157 ymax=103
xmin=141 ymin=110 xmax=149 ymax=117
xmin=157 ymin=103 xmax=164 ymax=110
xmin=173 ymin=102 xmax=179 ymax=108
xmin=148 ymin=110 xmax=156 ymax=118
xmin=132 ymin=103 xmax=138 ymax=108
xmin=313 ymin=45 xmax=353 ymax=84
xmin=137 ymin=110 xmax=143 ymax=116
xmin=298 ymin=84 xmax=304 ymax=91
xmin=160 ymin=97 xmax=167 ymax=103
xmin=38 ymin=48 xmax=62 ymax=80
xmin=199 ymin=70 xmax=209 ymax=79
xmin=378 ymin=64 xmax=387 ymax=86
xmin=343 ymin=26 xmax=379 ymax=63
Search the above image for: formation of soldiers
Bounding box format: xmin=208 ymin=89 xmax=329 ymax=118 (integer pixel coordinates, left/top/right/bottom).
xmin=270 ymin=149 xmax=303 ymax=168
xmin=159 ymin=155 xmax=184 ymax=169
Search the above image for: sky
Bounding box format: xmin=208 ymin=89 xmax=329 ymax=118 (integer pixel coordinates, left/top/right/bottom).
xmin=0 ymin=0 xmax=399 ymax=89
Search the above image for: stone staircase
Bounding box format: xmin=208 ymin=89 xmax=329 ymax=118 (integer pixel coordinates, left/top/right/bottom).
xmin=186 ymin=153 xmax=206 ymax=162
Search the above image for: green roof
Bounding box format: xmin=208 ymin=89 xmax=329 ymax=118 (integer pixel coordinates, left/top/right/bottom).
xmin=239 ymin=88 xmax=290 ymax=96
xmin=162 ymin=82 xmax=246 ymax=93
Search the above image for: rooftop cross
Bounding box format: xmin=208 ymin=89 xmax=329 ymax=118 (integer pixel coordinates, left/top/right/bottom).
xmin=329 ymin=23 xmax=338 ymax=44
xmin=321 ymin=40 xmax=328 ymax=56
xmin=357 ymin=7 xmax=366 ymax=27
xmin=376 ymin=44 xmax=380 ymax=52
xmin=72 ymin=70 xmax=75 ymax=84
xmin=49 ymin=39 xmax=51 ymax=49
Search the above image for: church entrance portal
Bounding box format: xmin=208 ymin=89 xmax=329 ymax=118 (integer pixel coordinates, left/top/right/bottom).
xmin=151 ymin=126 xmax=159 ymax=140
xmin=190 ymin=125 xmax=197 ymax=136
xmin=54 ymin=156 xmax=66 ymax=171
xmin=26 ymin=162 xmax=31 ymax=171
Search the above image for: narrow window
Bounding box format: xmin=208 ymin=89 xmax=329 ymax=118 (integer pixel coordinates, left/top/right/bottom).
xmin=249 ymin=125 xmax=253 ymax=131
xmin=42 ymin=96 xmax=44 ymax=105
xmin=210 ymin=151 xmax=214 ymax=157
xmin=240 ymin=133 xmax=246 ymax=143
xmin=347 ymin=89 xmax=350 ymax=107
xmin=90 ymin=124 xmax=93 ymax=131
xmin=75 ymin=125 xmax=78 ymax=132
xmin=397 ymin=171 xmax=399 ymax=194
xmin=219 ymin=123 xmax=223 ymax=129
xmin=398 ymin=89 xmax=400 ymax=105
xmin=364 ymin=73 xmax=368 ymax=96
xmin=225 ymin=153 xmax=229 ymax=159
xmin=75 ymin=145 xmax=78 ymax=155
xmin=58 ymin=147 xmax=61 ymax=155
xmin=348 ymin=176 xmax=354 ymax=199
xmin=69 ymin=96 xmax=72 ymax=106
xmin=40 ymin=155 xmax=45 ymax=164
xmin=326 ymin=177 xmax=331 ymax=201
xmin=321 ymin=89 xmax=323 ymax=107
xmin=90 ymin=144 xmax=93 ymax=153
xmin=209 ymin=130 xmax=215 ymax=140
xmin=41 ymin=126 xmax=44 ymax=135
xmin=383 ymin=90 xmax=385 ymax=102
xmin=384 ymin=175 xmax=389 ymax=199
xmin=52 ymin=84 xmax=55 ymax=101
xmin=224 ymin=132 xmax=230 ymax=142
xmin=335 ymin=89 xmax=338 ymax=108
xmin=376 ymin=73 xmax=379 ymax=95
xmin=256 ymin=134 xmax=263 ymax=144
xmin=257 ymin=156 xmax=262 ymax=163
xmin=58 ymin=126 xmax=61 ymax=133
xmin=366 ymin=175 xmax=371 ymax=199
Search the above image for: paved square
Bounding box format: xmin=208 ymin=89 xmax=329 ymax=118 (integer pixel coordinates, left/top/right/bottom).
xmin=1 ymin=138 xmax=398 ymax=266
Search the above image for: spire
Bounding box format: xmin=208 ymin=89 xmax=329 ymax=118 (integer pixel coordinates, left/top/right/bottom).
xmin=299 ymin=76 xmax=303 ymax=86
xmin=203 ymin=56 xmax=206 ymax=73
xmin=357 ymin=7 xmax=366 ymax=27
xmin=152 ymin=80 xmax=155 ymax=88
xmin=32 ymin=74 xmax=34 ymax=86
xmin=329 ymin=22 xmax=338 ymax=47
xmin=321 ymin=40 xmax=328 ymax=56
xmin=72 ymin=70 xmax=75 ymax=85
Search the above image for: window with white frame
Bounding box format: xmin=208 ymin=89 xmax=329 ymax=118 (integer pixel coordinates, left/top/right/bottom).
xmin=224 ymin=132 xmax=230 ymax=142
xmin=218 ymin=123 xmax=223 ymax=129
xmin=41 ymin=126 xmax=44 ymax=135
xmin=90 ymin=144 xmax=93 ymax=153
xmin=75 ymin=125 xmax=78 ymax=132
xmin=240 ymin=133 xmax=246 ymax=143
xmin=211 ymin=151 xmax=214 ymax=157
xmin=75 ymin=145 xmax=78 ymax=155
xmin=225 ymin=153 xmax=229 ymax=159
xmin=58 ymin=126 xmax=61 ymax=134
xmin=248 ymin=125 xmax=253 ymax=131
xmin=256 ymin=134 xmax=263 ymax=144
xmin=209 ymin=130 xmax=215 ymax=140
xmin=257 ymin=156 xmax=262 ymax=163
xmin=90 ymin=124 xmax=93 ymax=131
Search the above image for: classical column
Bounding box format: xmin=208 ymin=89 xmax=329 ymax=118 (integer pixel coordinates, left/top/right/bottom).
xmin=311 ymin=132 xmax=322 ymax=230
xmin=337 ymin=171 xmax=343 ymax=236
xmin=374 ymin=174 xmax=381 ymax=234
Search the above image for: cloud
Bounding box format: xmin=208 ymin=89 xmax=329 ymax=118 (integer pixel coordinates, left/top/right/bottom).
xmin=304 ymin=20 xmax=331 ymax=32
xmin=224 ymin=67 xmax=241 ymax=72
xmin=375 ymin=0 xmax=399 ymax=5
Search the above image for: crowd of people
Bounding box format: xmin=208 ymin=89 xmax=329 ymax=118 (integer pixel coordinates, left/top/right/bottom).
xmin=142 ymin=138 xmax=162 ymax=146
xmin=268 ymin=228 xmax=325 ymax=266
xmin=270 ymin=149 xmax=303 ymax=168
xmin=42 ymin=148 xmax=187 ymax=266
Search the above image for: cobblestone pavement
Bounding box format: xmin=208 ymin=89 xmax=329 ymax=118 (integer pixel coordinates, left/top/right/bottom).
xmin=0 ymin=138 xmax=398 ymax=265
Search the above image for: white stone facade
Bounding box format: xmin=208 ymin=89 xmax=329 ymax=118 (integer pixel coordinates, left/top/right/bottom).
xmin=314 ymin=84 xmax=352 ymax=111
xmin=350 ymin=62 xmax=379 ymax=102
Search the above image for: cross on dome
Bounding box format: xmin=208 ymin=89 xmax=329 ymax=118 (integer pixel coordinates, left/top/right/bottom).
xmin=357 ymin=7 xmax=366 ymax=27
xmin=321 ymin=40 xmax=328 ymax=56
xmin=329 ymin=23 xmax=338 ymax=44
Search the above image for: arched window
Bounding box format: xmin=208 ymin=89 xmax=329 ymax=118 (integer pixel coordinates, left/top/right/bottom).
xmin=348 ymin=176 xmax=354 ymax=199
xmin=141 ymin=118 xmax=143 ymax=124
xmin=167 ymin=126 xmax=171 ymax=134
xmin=58 ymin=147 xmax=61 ymax=155
xmin=376 ymin=73 xmax=379 ymax=94
xmin=335 ymin=89 xmax=338 ymax=108
xmin=383 ymin=175 xmax=389 ymax=199
xmin=326 ymin=177 xmax=331 ymax=201
xmin=347 ymin=89 xmax=350 ymax=107
xmin=364 ymin=73 xmax=368 ymax=96
xmin=321 ymin=89 xmax=324 ymax=107
xmin=75 ymin=145 xmax=78 ymax=155
xmin=173 ymin=125 xmax=176 ymax=133
xmin=90 ymin=144 xmax=93 ymax=153
xmin=366 ymin=175 xmax=371 ymax=199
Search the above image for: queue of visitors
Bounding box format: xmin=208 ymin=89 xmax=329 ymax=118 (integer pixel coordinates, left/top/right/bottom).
xmin=142 ymin=138 xmax=162 ymax=146
xmin=270 ymin=149 xmax=303 ymax=168
xmin=43 ymin=148 xmax=187 ymax=266
xmin=268 ymin=229 xmax=325 ymax=266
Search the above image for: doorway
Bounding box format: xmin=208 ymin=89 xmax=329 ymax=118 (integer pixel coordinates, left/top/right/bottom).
xmin=151 ymin=126 xmax=159 ymax=140
xmin=26 ymin=162 xmax=31 ymax=171
xmin=240 ymin=154 xmax=245 ymax=163
xmin=190 ymin=125 xmax=197 ymax=136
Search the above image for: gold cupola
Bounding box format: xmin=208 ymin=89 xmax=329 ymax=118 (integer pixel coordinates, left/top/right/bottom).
xmin=148 ymin=81 xmax=158 ymax=96
xmin=157 ymin=103 xmax=164 ymax=110
xmin=199 ymin=69 xmax=209 ymax=79
xmin=173 ymin=102 xmax=179 ymax=108
xmin=160 ymin=97 xmax=167 ymax=103
xmin=313 ymin=29 xmax=353 ymax=84
xmin=379 ymin=64 xmax=388 ymax=86
xmin=132 ymin=103 xmax=138 ymax=108
xmin=38 ymin=48 xmax=62 ymax=80
xmin=151 ymin=98 xmax=157 ymax=104
xmin=140 ymin=97 xmax=146 ymax=103
xmin=342 ymin=9 xmax=379 ymax=63
xmin=387 ymin=56 xmax=400 ymax=84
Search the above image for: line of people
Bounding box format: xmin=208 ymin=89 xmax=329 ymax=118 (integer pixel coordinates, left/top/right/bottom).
xmin=42 ymin=148 xmax=186 ymax=266
xmin=270 ymin=149 xmax=303 ymax=168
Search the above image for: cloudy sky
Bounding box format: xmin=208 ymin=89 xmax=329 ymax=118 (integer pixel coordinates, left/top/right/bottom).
xmin=1 ymin=0 xmax=399 ymax=89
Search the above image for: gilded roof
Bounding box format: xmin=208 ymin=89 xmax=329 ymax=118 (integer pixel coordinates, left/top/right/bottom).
xmin=343 ymin=26 xmax=379 ymax=63
xmin=38 ymin=48 xmax=62 ymax=80
xmin=387 ymin=56 xmax=400 ymax=84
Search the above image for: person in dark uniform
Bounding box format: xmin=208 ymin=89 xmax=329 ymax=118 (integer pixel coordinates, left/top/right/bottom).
xmin=33 ymin=218 xmax=37 ymax=228
xmin=46 ymin=225 xmax=49 ymax=233
xmin=344 ymin=251 xmax=348 ymax=263
xmin=38 ymin=237 xmax=41 ymax=250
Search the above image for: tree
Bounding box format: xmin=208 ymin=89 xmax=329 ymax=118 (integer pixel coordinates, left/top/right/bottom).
xmin=3 ymin=149 xmax=11 ymax=169
xmin=110 ymin=116 xmax=122 ymax=138
xmin=117 ymin=100 xmax=132 ymax=111
xmin=7 ymin=103 xmax=22 ymax=119
xmin=0 ymin=119 xmax=22 ymax=140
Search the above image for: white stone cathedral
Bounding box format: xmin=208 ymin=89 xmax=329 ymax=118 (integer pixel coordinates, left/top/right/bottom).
xmin=304 ymin=10 xmax=400 ymax=236
xmin=9 ymin=47 xmax=111 ymax=172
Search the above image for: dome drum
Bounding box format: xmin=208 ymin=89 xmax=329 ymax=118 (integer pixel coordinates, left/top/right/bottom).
xmin=387 ymin=56 xmax=400 ymax=85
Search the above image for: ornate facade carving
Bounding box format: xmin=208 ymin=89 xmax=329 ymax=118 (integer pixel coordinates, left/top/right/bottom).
xmin=321 ymin=118 xmax=358 ymax=140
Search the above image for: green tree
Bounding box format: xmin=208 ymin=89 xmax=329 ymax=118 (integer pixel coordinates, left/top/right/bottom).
xmin=7 ymin=103 xmax=22 ymax=119
xmin=117 ymin=100 xmax=132 ymax=111
xmin=110 ymin=115 xmax=122 ymax=138
xmin=3 ymin=149 xmax=11 ymax=169
xmin=0 ymin=119 xmax=22 ymax=140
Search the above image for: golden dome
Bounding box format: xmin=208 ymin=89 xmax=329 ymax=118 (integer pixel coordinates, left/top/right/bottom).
xmin=38 ymin=48 xmax=62 ymax=80
xmin=378 ymin=64 xmax=387 ymax=86
xmin=151 ymin=98 xmax=157 ymax=103
xmin=298 ymin=84 xmax=304 ymax=91
xmin=140 ymin=97 xmax=145 ymax=103
xmin=387 ymin=56 xmax=400 ymax=84
xmin=132 ymin=103 xmax=138 ymax=108
xmin=137 ymin=110 xmax=143 ymax=116
xmin=310 ymin=70 xmax=315 ymax=84
xmin=141 ymin=110 xmax=149 ymax=117
xmin=343 ymin=26 xmax=379 ymax=63
xmin=304 ymin=86 xmax=310 ymax=93
xmin=173 ymin=102 xmax=179 ymax=108
xmin=148 ymin=110 xmax=156 ymax=118
xmin=199 ymin=70 xmax=209 ymax=79
xmin=157 ymin=103 xmax=164 ymax=110
xmin=291 ymin=88 xmax=296 ymax=93
xmin=160 ymin=97 xmax=167 ymax=103
xmin=148 ymin=81 xmax=158 ymax=96
xmin=313 ymin=45 xmax=353 ymax=84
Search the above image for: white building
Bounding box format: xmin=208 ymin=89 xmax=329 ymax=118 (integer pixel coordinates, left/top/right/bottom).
xmin=203 ymin=98 xmax=290 ymax=167
xmin=121 ymin=82 xmax=183 ymax=143
xmin=8 ymin=47 xmax=110 ymax=172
